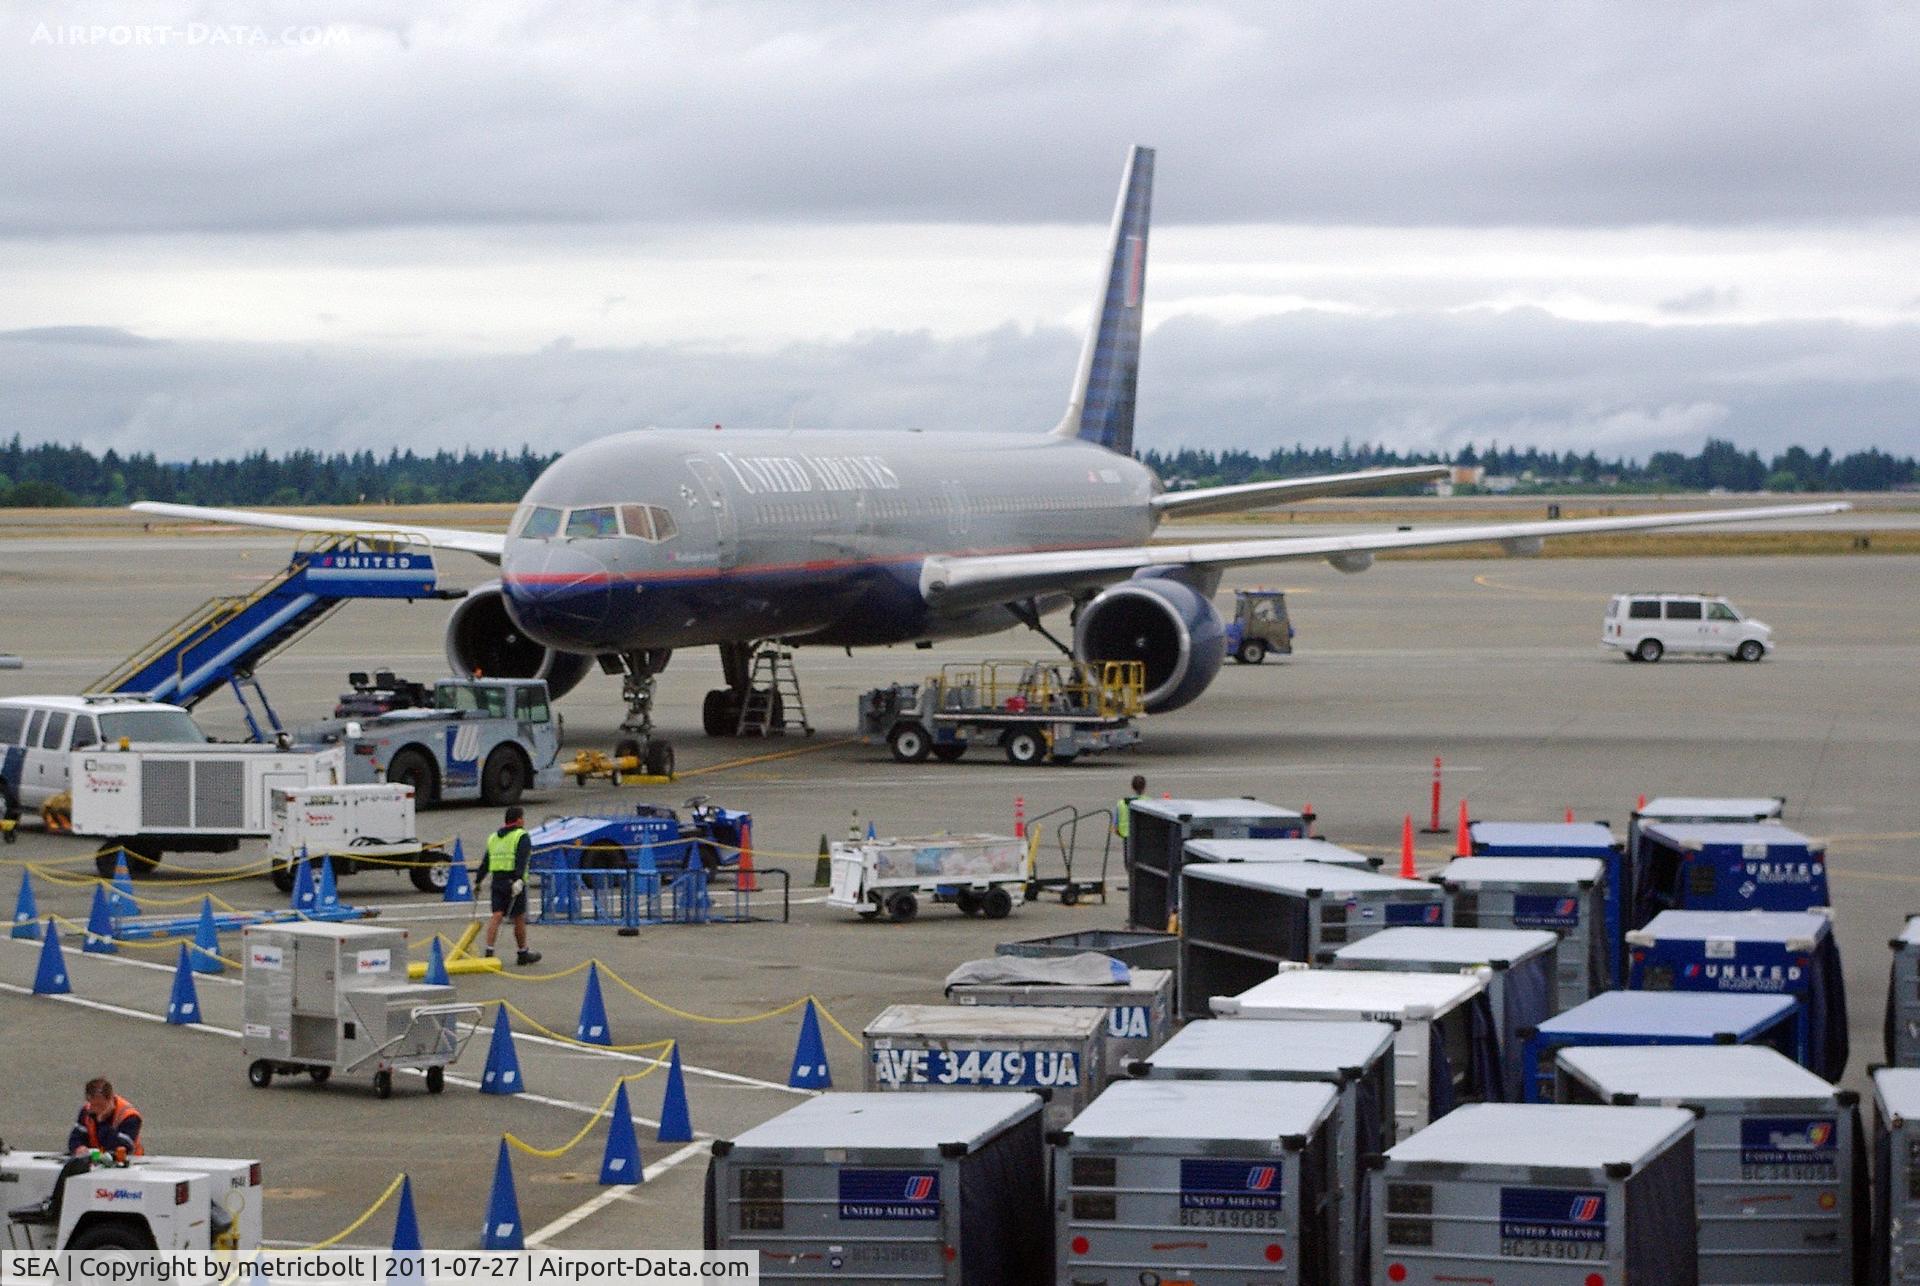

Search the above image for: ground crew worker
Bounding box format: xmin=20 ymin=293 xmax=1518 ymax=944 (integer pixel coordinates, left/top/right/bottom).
xmin=68 ymin=1078 xmax=143 ymax=1157
xmin=474 ymin=805 xmax=542 ymax=967
xmin=1116 ymin=775 xmax=1146 ymax=842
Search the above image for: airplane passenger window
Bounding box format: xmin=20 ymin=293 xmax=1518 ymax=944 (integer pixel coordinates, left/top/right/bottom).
xmin=519 ymin=506 xmax=562 ymax=539
xmin=619 ymin=505 xmax=656 ymax=541
xmin=566 ymin=507 xmax=619 ymax=539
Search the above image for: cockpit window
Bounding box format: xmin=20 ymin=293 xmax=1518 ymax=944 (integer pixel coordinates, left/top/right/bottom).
xmin=565 ymin=506 xmax=619 ymax=539
xmin=517 ymin=506 xmax=563 ymax=539
xmin=620 ymin=504 xmax=678 ymax=542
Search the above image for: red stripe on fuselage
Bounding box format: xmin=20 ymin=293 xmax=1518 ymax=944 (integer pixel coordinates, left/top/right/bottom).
xmin=503 ymin=540 xmax=1125 ymax=587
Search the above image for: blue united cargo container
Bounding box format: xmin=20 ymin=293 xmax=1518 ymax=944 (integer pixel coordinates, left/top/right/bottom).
xmin=1627 ymin=796 xmax=1784 ymax=903
xmin=1625 ymin=909 xmax=1848 ymax=1082
xmin=1469 ymin=820 xmax=1628 ymax=987
xmin=1519 ymin=989 xmax=1801 ymax=1103
xmin=1632 ymin=821 xmax=1829 ymax=925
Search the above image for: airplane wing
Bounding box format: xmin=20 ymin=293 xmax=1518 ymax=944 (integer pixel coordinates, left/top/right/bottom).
xmin=129 ymin=502 xmax=506 ymax=561
xmin=920 ymin=501 xmax=1851 ymax=609
xmin=1150 ymin=465 xmax=1451 ymax=518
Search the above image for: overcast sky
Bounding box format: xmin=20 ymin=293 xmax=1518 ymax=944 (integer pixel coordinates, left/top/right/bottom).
xmin=3 ymin=0 xmax=1917 ymax=462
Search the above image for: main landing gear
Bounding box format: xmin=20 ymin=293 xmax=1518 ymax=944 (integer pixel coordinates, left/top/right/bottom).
xmin=609 ymin=648 xmax=676 ymax=778
xmin=703 ymin=640 xmax=813 ymax=738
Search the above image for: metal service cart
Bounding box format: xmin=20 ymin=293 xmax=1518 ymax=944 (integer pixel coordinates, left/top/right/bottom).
xmin=1557 ymin=1045 xmax=1863 ymax=1284
xmin=859 ymin=659 xmax=1146 ymax=766
xmin=862 ymin=1004 xmax=1107 ymax=1131
xmin=1519 ymin=990 xmax=1801 ymax=1104
xmin=1184 ymin=836 xmax=1380 ymax=872
xmin=1470 ymin=819 xmax=1627 ymax=985
xmin=1889 ymin=916 xmax=1920 ymax=1067
xmin=704 ymin=1092 xmax=1050 ymax=1284
xmin=1632 ymin=821 xmax=1829 ymax=924
xmin=1626 ymin=908 xmax=1849 ymax=1081
xmin=1872 ymin=1068 xmax=1920 ymax=1283
xmin=1056 ymin=1079 xmax=1340 ymax=1285
xmin=267 ymin=783 xmax=451 ymax=893
xmin=240 ymin=921 xmax=478 ymax=1098
xmin=1440 ymin=856 xmax=1608 ymax=1013
xmin=1373 ymin=1103 xmax=1699 ymax=1286
xmin=1126 ymin=797 xmax=1308 ymax=933
xmin=945 ymin=956 xmax=1174 ymax=1071
xmin=829 ymin=832 xmax=1029 ymax=922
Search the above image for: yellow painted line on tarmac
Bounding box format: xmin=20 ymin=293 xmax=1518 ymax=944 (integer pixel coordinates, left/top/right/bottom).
xmin=675 ymin=736 xmax=858 ymax=780
xmin=1470 ymin=574 xmax=1594 ymax=601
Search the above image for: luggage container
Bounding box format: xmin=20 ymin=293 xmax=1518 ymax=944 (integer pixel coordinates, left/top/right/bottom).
xmin=1126 ymin=798 xmax=1306 ymax=932
xmin=998 ymin=928 xmax=1179 ymax=974
xmin=1520 ymin=990 xmax=1801 ymax=1103
xmin=1330 ymin=926 xmax=1558 ymax=1100
xmin=947 ymin=963 xmax=1173 ymax=1073
xmin=1373 ymin=1102 xmax=1698 ymax=1286
xmin=1888 ymin=916 xmax=1920 ymax=1067
xmin=1132 ymin=1020 xmax=1396 ymax=1286
xmin=1872 ymin=1067 xmax=1920 ymax=1283
xmin=239 ymin=921 xmax=478 ymax=1098
xmin=1440 ymin=856 xmax=1607 ymax=1013
xmin=1632 ymin=822 xmax=1829 ymax=925
xmin=1213 ymin=968 xmax=1502 ymax=1143
xmin=1055 ymin=1079 xmax=1341 ymax=1286
xmin=1556 ymin=1045 xmax=1864 ymax=1284
xmin=1629 ymin=795 xmax=1785 ymax=897
xmin=827 ymin=832 xmax=1029 ymax=922
xmin=1183 ymin=837 xmax=1379 ymax=872
xmin=1469 ymin=820 xmax=1627 ymax=986
xmin=1179 ymin=862 xmax=1449 ymax=1019
xmin=1626 ymin=909 xmax=1848 ymax=1081
xmin=864 ymin=1004 xmax=1107 ymax=1131
xmin=704 ymin=1091 xmax=1049 ymax=1284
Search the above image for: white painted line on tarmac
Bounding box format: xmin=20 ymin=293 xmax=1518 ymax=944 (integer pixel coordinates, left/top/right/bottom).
xmin=524 ymin=1141 xmax=708 ymax=1248
xmin=0 ymin=980 xmax=243 ymax=1036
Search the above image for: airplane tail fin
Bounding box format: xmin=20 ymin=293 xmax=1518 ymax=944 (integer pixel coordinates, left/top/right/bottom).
xmin=1051 ymin=145 xmax=1154 ymax=455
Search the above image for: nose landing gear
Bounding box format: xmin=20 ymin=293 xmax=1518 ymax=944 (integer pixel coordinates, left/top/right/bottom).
xmin=611 ymin=648 xmax=676 ymax=777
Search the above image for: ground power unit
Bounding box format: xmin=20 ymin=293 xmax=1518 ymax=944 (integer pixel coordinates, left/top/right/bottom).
xmin=1125 ymin=798 xmax=1306 ymax=932
xmin=1632 ymin=821 xmax=1830 ymax=924
xmin=704 ymin=1091 xmax=1050 ymax=1284
xmin=1469 ymin=820 xmax=1626 ymax=985
xmin=1626 ymin=909 xmax=1849 ymax=1081
xmin=1213 ymin=968 xmax=1502 ymax=1143
xmin=1372 ymin=1103 xmax=1698 ymax=1286
xmin=1055 ymin=1079 xmax=1341 ymax=1286
xmin=1330 ymin=926 xmax=1559 ymax=1100
xmin=863 ymin=1004 xmax=1107 ymax=1131
xmin=1131 ymin=1019 xmax=1396 ymax=1286
xmin=1556 ymin=1045 xmax=1864 ymax=1284
xmin=1178 ymin=862 xmax=1449 ymax=1019
xmin=1520 ymin=989 xmax=1801 ymax=1103
xmin=1440 ymin=855 xmax=1608 ymax=1012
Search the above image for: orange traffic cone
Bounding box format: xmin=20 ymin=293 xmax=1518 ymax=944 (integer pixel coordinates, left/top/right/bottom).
xmin=1564 ymin=807 xmax=1575 ymax=823
xmin=1455 ymin=799 xmax=1472 ymax=857
xmin=736 ymin=820 xmax=758 ymax=893
xmin=1399 ymin=815 xmax=1417 ymax=879
xmin=1302 ymin=802 xmax=1316 ymax=839
xmin=1636 ymin=792 xmax=1647 ymax=811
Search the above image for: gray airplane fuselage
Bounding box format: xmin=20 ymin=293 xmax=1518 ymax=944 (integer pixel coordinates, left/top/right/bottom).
xmin=501 ymin=429 xmax=1160 ymax=655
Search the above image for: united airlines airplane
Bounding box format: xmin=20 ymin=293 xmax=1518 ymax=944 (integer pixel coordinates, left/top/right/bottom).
xmin=135 ymin=147 xmax=1844 ymax=774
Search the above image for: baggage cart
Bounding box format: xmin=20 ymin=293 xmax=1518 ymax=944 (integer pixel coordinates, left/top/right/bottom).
xmin=239 ymin=921 xmax=478 ymax=1098
xmin=1127 ymin=798 xmax=1306 ymax=933
xmin=1055 ymin=1079 xmax=1341 ymax=1285
xmin=998 ymin=928 xmax=1178 ymax=974
xmin=704 ymin=1091 xmax=1050 ymax=1284
xmin=1469 ymin=820 xmax=1626 ymax=986
xmin=1132 ymin=1020 xmax=1396 ymax=1286
xmin=1373 ymin=1102 xmax=1698 ymax=1286
xmin=828 ymin=832 xmax=1028 ymax=922
xmin=1330 ymin=926 xmax=1559 ymax=1100
xmin=1184 ymin=836 xmax=1380 ymax=872
xmin=1629 ymin=795 xmax=1785 ymax=894
xmin=1440 ymin=856 xmax=1607 ymax=1012
xmin=1626 ymin=909 xmax=1848 ymax=1081
xmin=859 ymin=659 xmax=1146 ymax=766
xmin=1520 ymin=990 xmax=1801 ymax=1103
xmin=267 ymin=783 xmax=451 ymax=893
xmin=1872 ymin=1067 xmax=1920 ymax=1283
xmin=1557 ymin=1045 xmax=1864 ymax=1284
xmin=1632 ymin=821 xmax=1829 ymax=925
xmin=863 ymin=1004 xmax=1107 ymax=1131
xmin=1213 ymin=968 xmax=1502 ymax=1143
xmin=947 ymin=965 xmax=1173 ymax=1072
xmin=1178 ymin=862 xmax=1449 ymax=1019
xmin=1888 ymin=915 xmax=1920 ymax=1067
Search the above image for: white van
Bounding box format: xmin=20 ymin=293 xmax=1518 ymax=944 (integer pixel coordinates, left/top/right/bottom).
xmin=1602 ymin=593 xmax=1772 ymax=663
xmin=0 ymin=695 xmax=207 ymax=818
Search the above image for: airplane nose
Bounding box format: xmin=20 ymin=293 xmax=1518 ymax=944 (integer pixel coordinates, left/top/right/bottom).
xmin=506 ymin=542 xmax=612 ymax=631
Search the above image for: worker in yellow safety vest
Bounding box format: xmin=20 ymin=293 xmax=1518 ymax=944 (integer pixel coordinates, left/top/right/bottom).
xmin=473 ymin=805 xmax=542 ymax=967
xmin=1116 ymin=775 xmax=1146 ymax=844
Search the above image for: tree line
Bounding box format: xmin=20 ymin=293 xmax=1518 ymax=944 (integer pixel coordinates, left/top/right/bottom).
xmin=0 ymin=434 xmax=1911 ymax=508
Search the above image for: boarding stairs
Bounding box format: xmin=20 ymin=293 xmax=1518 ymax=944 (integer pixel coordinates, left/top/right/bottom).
xmin=735 ymin=646 xmax=813 ymax=737
xmin=87 ymin=532 xmax=461 ymax=739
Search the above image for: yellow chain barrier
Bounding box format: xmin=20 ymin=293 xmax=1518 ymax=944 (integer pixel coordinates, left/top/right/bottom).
xmin=478 ymin=997 xmax=678 ymax=1054
xmin=503 ymin=1060 xmax=672 ymax=1159
xmin=286 ymin=1172 xmax=408 ymax=1252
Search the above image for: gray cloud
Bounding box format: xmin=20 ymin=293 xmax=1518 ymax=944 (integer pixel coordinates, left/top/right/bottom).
xmin=3 ymin=1 xmax=1917 ymax=235
xmin=3 ymin=309 xmax=1913 ymax=462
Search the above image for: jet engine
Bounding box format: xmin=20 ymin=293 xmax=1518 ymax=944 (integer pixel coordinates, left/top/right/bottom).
xmin=443 ymin=581 xmax=593 ymax=699
xmin=1072 ymin=575 xmax=1227 ymax=714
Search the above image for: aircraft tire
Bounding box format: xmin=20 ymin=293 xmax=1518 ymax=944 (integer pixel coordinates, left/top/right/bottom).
xmin=643 ymin=741 xmax=675 ymax=778
xmin=702 ymin=690 xmax=738 ymax=737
